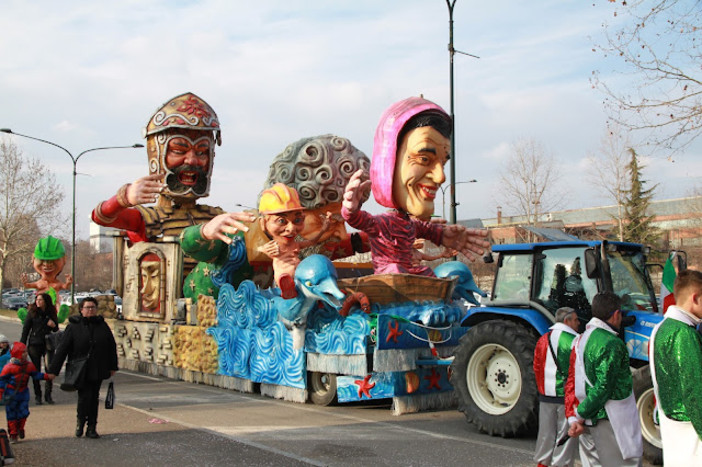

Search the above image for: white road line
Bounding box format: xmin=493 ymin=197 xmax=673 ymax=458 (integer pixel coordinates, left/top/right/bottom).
xmin=118 ymin=369 xmax=533 ymax=456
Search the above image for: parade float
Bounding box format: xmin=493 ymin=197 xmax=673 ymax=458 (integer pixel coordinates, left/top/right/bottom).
xmin=98 ymin=93 xmax=489 ymax=413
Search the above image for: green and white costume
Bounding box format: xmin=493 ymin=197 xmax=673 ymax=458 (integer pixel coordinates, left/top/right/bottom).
xmin=570 ymin=317 xmax=642 ymax=464
xmin=650 ymin=305 xmax=702 ymax=465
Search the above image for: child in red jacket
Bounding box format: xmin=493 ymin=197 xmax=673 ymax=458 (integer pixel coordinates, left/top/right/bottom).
xmin=0 ymin=342 xmax=50 ymax=442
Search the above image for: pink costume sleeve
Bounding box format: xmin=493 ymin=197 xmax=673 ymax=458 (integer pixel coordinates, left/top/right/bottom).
xmin=341 ymin=207 xmax=379 ymax=237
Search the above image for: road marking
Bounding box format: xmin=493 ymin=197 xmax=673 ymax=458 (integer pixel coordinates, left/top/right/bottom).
xmin=122 ymin=403 xmax=327 ymax=467
xmin=119 ymin=369 xmax=533 ymax=456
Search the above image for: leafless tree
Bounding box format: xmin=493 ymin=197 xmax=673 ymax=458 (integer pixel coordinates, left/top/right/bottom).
xmin=0 ymin=138 xmax=67 ymax=290
xmin=72 ymin=239 xmax=113 ymax=292
xmin=498 ymin=138 xmax=563 ymax=240
xmin=593 ymin=0 xmax=702 ymax=154
xmin=586 ymin=126 xmax=633 ymax=240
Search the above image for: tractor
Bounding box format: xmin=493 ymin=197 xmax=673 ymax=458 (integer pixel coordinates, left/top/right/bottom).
xmin=450 ymin=240 xmax=685 ymax=464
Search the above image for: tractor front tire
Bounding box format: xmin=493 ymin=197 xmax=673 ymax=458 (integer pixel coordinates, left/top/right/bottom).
xmin=451 ymin=320 xmax=538 ymax=437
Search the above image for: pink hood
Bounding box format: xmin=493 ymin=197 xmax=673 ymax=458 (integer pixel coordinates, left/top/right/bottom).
xmin=370 ymin=97 xmax=448 ymax=209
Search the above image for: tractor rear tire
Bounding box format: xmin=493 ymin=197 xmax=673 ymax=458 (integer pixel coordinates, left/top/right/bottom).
xmin=633 ymin=366 xmax=663 ymax=465
xmin=451 ymin=320 xmax=539 ymax=437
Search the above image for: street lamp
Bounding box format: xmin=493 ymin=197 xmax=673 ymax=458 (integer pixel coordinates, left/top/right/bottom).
xmin=445 ymin=0 xmax=479 ymax=224
xmin=0 ymin=128 xmax=143 ymax=304
xmin=440 ymin=179 xmax=477 ymax=220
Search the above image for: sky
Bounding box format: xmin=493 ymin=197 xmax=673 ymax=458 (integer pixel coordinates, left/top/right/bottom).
xmin=1 ymin=0 xmax=701 ymax=238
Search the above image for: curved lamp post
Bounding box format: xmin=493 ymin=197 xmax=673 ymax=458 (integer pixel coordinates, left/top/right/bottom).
xmin=445 ymin=0 xmax=479 ymax=224
xmin=0 ymin=128 xmax=143 ymax=304
xmin=440 ymin=179 xmax=477 ymax=220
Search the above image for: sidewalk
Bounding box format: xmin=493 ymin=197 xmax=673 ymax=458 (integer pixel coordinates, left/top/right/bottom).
xmin=9 ymin=371 xmax=313 ymax=466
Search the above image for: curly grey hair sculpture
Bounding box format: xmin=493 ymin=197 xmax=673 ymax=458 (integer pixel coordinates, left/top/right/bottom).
xmin=261 ymin=135 xmax=370 ymax=209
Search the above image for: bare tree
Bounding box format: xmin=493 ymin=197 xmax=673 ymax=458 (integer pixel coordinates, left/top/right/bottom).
xmin=0 ymin=138 xmax=67 ymax=290
xmin=498 ymin=138 xmax=563 ymax=240
xmin=72 ymin=239 xmax=113 ymax=292
xmin=593 ymin=0 xmax=702 ymax=153
xmin=586 ymin=126 xmax=632 ymax=240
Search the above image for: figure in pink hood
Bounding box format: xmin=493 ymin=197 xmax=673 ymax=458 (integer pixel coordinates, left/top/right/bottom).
xmin=342 ymin=96 xmax=489 ymax=275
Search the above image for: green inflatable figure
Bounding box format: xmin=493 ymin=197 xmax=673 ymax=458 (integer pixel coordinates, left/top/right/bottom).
xmin=19 ymin=235 xmax=72 ymax=324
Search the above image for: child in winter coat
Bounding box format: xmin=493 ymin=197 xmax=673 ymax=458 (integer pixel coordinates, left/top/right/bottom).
xmin=0 ymin=342 xmax=50 ymax=442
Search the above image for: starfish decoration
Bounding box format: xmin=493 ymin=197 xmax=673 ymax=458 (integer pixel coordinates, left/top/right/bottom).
xmin=202 ymin=266 xmax=211 ymax=277
xmin=386 ymin=320 xmax=403 ymax=343
xmin=189 ymin=279 xmax=196 ymax=291
xmin=425 ymin=368 xmax=442 ymax=391
xmin=354 ymin=374 xmax=375 ymax=399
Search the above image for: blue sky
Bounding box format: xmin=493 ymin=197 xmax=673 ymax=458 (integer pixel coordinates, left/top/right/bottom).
xmin=1 ymin=0 xmax=700 ymax=237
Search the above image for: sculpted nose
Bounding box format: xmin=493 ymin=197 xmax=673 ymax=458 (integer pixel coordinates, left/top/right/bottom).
xmin=431 ymin=163 xmax=446 ymax=185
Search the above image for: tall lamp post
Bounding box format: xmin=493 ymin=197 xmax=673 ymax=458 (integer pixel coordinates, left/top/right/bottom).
xmin=440 ymin=179 xmax=477 ymax=220
xmin=0 ymin=128 xmax=143 ymax=304
xmin=445 ymin=0 xmax=479 ymax=224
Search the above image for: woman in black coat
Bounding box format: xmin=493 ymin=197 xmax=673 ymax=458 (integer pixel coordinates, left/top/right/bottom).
xmin=20 ymin=293 xmax=59 ymax=404
xmin=48 ymin=297 xmax=118 ymax=439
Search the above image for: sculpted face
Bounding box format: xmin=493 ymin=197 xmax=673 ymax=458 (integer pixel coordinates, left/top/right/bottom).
xmin=33 ymin=256 xmax=65 ymax=282
xmin=262 ymin=211 xmax=305 ymax=247
xmin=139 ymin=255 xmax=161 ymax=313
xmin=299 ymin=203 xmax=347 ymax=244
xmin=163 ymin=129 xmax=212 ymax=197
xmin=392 ymin=126 xmax=450 ymax=220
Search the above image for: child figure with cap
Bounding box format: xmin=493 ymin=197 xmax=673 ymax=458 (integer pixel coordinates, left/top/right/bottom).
xmin=21 ymin=235 xmax=72 ymax=305
xmin=256 ymin=183 xmax=330 ymax=298
xmin=0 ymin=342 xmax=50 ymax=443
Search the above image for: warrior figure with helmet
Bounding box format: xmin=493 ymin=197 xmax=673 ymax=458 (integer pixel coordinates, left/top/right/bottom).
xmin=90 ymin=92 xmax=255 ymax=278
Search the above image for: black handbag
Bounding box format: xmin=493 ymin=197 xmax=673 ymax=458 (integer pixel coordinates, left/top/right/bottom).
xmin=60 ymin=354 xmax=89 ymax=392
xmin=105 ymin=381 xmax=114 ymax=409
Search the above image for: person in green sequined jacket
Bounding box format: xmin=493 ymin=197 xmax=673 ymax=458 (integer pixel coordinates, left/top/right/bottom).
xmin=565 ymin=292 xmax=642 ymax=466
xmin=651 ymin=269 xmax=702 ymax=465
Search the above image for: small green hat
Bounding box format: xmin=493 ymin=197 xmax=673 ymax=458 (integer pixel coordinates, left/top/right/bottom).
xmin=34 ymin=235 xmax=66 ymax=261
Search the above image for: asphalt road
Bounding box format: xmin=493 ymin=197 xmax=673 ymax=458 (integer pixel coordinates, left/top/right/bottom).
xmin=0 ymin=316 xmax=540 ymax=466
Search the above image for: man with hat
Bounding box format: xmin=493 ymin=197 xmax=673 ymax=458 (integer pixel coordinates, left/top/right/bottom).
xmin=342 ymin=96 xmax=490 ymax=275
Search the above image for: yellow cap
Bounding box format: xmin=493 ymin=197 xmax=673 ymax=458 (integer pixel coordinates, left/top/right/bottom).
xmin=258 ymin=183 xmax=304 ymax=215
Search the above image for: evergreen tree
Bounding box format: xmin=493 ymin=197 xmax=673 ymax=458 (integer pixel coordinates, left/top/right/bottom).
xmin=616 ymin=149 xmax=659 ymax=245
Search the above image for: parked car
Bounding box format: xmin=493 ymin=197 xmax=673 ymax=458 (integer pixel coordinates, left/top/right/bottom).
xmin=2 ymin=295 xmax=30 ymax=310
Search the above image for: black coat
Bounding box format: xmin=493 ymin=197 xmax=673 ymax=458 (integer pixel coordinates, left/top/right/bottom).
xmin=49 ymin=315 xmax=118 ymax=382
xmin=20 ymin=306 xmax=59 ymax=348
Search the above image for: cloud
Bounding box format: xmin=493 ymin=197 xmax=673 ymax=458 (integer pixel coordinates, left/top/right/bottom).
xmin=1 ymin=0 xmax=700 ymax=232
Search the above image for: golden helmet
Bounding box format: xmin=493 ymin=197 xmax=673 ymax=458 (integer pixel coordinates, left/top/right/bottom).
xmin=258 ymin=183 xmax=304 ymax=215
xmin=143 ymin=92 xmax=221 ymax=200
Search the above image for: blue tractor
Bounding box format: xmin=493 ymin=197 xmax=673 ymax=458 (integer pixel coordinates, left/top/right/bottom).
xmin=450 ymin=240 xmax=684 ymax=465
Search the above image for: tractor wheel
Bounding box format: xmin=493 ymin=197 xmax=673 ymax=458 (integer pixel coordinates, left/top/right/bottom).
xmin=633 ymin=366 xmax=663 ymax=465
xmin=451 ymin=320 xmax=538 ymax=437
xmin=308 ymin=372 xmax=338 ymax=406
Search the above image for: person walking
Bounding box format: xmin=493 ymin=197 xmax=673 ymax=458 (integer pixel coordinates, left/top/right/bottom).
xmin=565 ymin=292 xmax=642 ymax=467
xmin=533 ymin=307 xmax=580 ymax=467
xmin=0 ymin=335 xmax=11 ymax=368
xmin=20 ymin=292 xmax=59 ymax=405
xmin=650 ymin=269 xmax=702 ymax=465
xmin=0 ymin=342 xmax=51 ymax=442
xmin=47 ymin=297 xmax=118 ymax=439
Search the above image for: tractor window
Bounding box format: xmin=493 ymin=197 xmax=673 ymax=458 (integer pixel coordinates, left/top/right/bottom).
xmin=493 ymin=254 xmax=532 ymax=302
xmin=535 ymin=247 xmax=596 ymax=321
xmin=608 ymin=249 xmax=657 ymax=312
